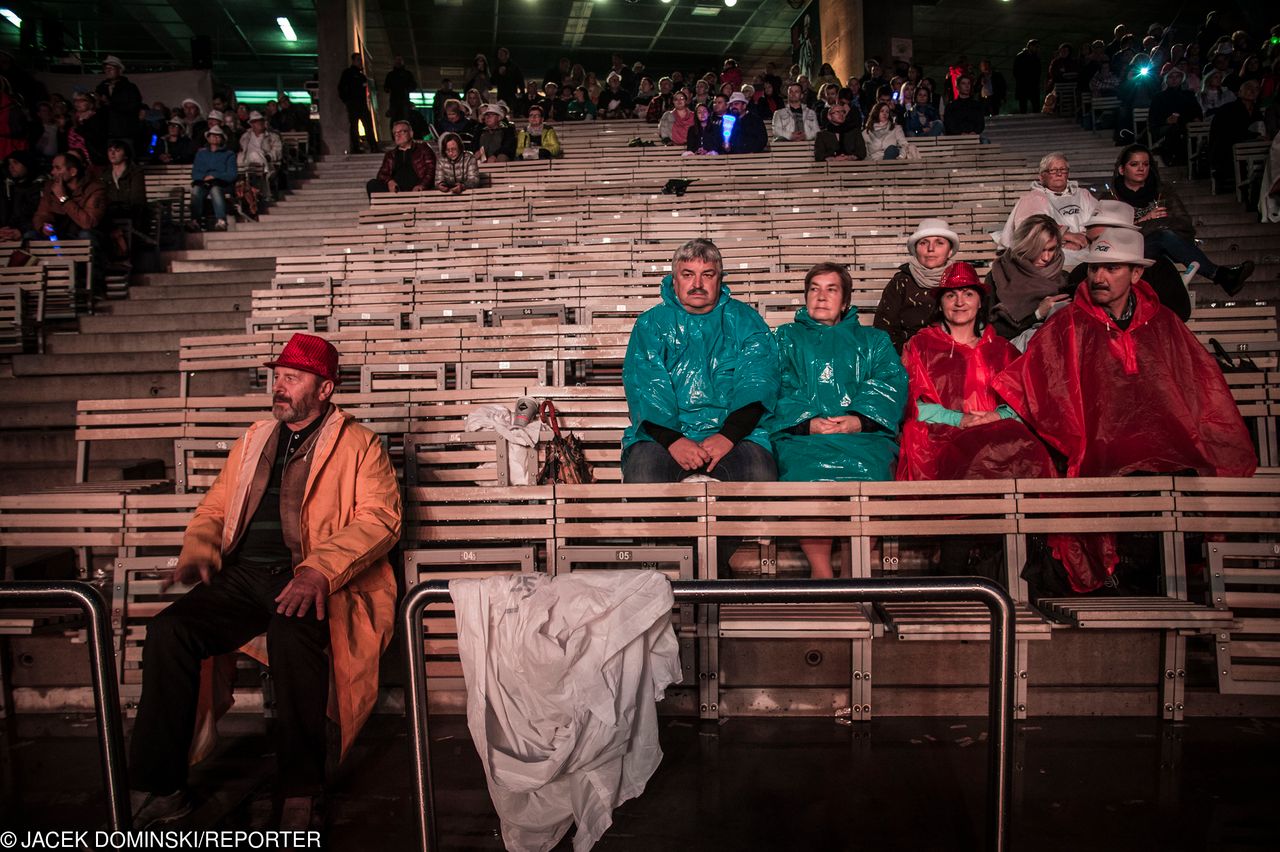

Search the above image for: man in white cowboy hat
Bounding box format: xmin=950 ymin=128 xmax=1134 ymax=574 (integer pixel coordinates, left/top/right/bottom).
xmin=995 ymin=225 xmax=1256 ymax=597
xmin=1067 ymin=199 xmax=1191 ymax=321
xmin=95 ymin=54 xmax=142 ymax=142
xmin=474 ymin=102 xmax=515 ymax=162
xmin=238 ymin=109 xmax=284 ymax=193
xmin=725 ymin=91 xmax=767 ymax=154
xmin=995 ymin=224 xmax=1254 ymax=486
xmin=179 ymin=98 xmax=206 ymax=138
xmin=188 ymin=126 xmax=236 ymax=231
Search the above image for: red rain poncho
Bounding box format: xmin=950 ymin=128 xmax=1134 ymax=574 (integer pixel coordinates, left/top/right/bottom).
xmin=992 ymin=280 xmax=1257 ymax=479
xmin=898 ymin=324 xmax=1056 ymax=481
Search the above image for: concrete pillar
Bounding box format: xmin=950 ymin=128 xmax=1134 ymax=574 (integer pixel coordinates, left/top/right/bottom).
xmin=862 ymin=5 xmax=915 ymax=71
xmin=820 ymin=0 xmax=864 ymax=84
xmin=315 ymin=0 xmax=368 ymax=156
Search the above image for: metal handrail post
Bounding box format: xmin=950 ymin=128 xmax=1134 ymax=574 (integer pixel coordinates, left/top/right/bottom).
xmin=0 ymin=581 xmax=129 ymax=830
xmin=401 ymin=576 xmax=1015 ymax=852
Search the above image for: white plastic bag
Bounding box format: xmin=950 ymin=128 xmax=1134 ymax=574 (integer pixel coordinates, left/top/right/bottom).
xmin=449 ymin=571 xmax=682 ymax=852
xmin=465 ymin=404 xmax=544 ymax=485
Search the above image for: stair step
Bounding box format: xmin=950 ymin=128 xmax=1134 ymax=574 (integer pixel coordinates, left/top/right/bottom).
xmin=12 ymin=351 xmax=176 ymax=377
xmin=44 ymin=330 xmax=186 ymax=354
xmin=77 ymin=311 xmax=246 ymax=333
xmin=102 ymin=295 xmax=249 ymax=316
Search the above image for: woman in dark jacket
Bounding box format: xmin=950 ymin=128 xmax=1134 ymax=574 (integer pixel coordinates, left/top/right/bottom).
xmin=874 ymin=218 xmax=960 ymax=353
xmin=686 ymin=103 xmax=723 ymax=155
xmin=1113 ymin=143 xmax=1253 ymax=295
xmin=985 ymin=213 xmax=1070 ymax=341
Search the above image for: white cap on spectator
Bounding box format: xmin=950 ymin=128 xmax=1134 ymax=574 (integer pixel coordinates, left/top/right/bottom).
xmin=249 ymin=111 xmax=265 ymax=121
xmin=181 ymin=98 xmax=202 ymax=110
xmin=906 ymin=218 xmax=960 ymax=254
xmin=1082 ymin=227 xmax=1153 ymax=266
xmin=1085 ymin=200 xmax=1140 ymax=231
xmin=205 ymin=126 xmax=226 ymax=139
xmin=103 ymin=55 xmax=125 ymax=71
xmin=480 ymin=103 xmax=504 ymax=118
xmin=167 ymin=118 xmax=184 ymax=128
xmin=207 ymin=109 xmax=224 ymax=121
xmin=728 ymin=92 xmax=749 ymax=105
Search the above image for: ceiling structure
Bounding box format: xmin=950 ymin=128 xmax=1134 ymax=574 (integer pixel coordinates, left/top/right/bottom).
xmin=0 ymin=0 xmax=805 ymax=88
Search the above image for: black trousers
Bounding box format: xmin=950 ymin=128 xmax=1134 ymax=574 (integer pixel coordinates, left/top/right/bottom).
xmin=345 ymin=102 xmax=374 ymax=153
xmin=129 ymin=562 xmax=330 ymax=797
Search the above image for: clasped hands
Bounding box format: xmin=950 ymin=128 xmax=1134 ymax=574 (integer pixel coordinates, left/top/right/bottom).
xmin=669 ymin=433 xmax=734 ymax=472
xmin=164 ymin=562 xmax=330 ymax=620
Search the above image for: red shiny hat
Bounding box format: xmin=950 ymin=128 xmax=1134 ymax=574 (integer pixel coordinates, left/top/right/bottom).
xmin=264 ymin=333 xmax=339 ymax=382
xmin=933 ymin=261 xmax=990 ymax=297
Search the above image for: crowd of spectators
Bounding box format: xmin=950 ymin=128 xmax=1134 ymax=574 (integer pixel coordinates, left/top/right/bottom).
xmin=0 ymin=50 xmax=313 ymax=267
xmin=1014 ymin=12 xmax=1280 ymax=197
xmin=621 ymin=234 xmax=1256 ymax=594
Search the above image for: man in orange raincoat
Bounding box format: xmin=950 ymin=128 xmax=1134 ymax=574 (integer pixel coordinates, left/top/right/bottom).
xmin=128 ymin=333 xmax=402 ymax=831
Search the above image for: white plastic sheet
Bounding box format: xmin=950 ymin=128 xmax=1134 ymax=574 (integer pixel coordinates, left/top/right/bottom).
xmin=465 ymin=404 xmax=544 ymax=485
xmin=449 ymin=571 xmax=682 ymax=852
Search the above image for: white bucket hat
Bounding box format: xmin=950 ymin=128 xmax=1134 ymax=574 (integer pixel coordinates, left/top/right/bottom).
xmin=103 ymin=55 xmax=125 ymax=71
xmin=1082 ymin=227 xmax=1154 ymax=266
xmin=728 ymin=91 xmax=750 ymax=105
xmin=480 ymin=103 xmax=504 ymax=118
xmin=907 ymin=218 xmax=960 ymax=254
xmin=1085 ymin=200 xmax=1140 ymax=231
xmin=248 ymin=110 xmax=265 ymax=121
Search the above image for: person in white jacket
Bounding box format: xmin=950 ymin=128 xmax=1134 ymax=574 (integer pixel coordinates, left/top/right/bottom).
xmin=771 ymin=83 xmax=819 ymax=141
xmin=994 ymin=151 xmax=1099 ymax=268
xmin=238 ymin=112 xmax=283 ymax=175
xmin=861 ymin=103 xmax=913 ymax=161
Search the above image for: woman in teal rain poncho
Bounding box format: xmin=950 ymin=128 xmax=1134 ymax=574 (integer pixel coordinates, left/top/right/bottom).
xmin=770 ymin=262 xmax=908 ymax=578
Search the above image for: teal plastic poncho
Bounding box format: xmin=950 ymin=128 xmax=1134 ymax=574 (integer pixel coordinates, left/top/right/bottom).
xmin=623 ymin=276 xmax=780 ymax=452
xmin=769 ymin=306 xmax=907 ymax=481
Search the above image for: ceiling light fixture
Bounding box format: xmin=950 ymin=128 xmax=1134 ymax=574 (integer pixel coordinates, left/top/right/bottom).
xmin=724 ymin=0 xmax=737 ymax=6
xmin=276 ymin=16 xmax=297 ymax=42
xmin=0 ymin=9 xmax=21 ymax=28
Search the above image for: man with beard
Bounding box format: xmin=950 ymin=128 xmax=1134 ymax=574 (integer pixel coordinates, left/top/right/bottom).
xmin=127 ymin=334 xmax=401 ymax=833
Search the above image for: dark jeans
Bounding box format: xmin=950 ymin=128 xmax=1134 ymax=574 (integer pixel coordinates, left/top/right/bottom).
xmin=345 ymin=102 xmax=374 ymax=153
xmin=129 ymin=562 xmax=330 ymax=797
xmin=1145 ymin=227 xmax=1217 ymax=278
xmin=621 ymin=438 xmax=777 ymax=483
xmin=1016 ymin=89 xmax=1039 ymax=114
xmin=365 ymin=179 xmax=399 ymax=199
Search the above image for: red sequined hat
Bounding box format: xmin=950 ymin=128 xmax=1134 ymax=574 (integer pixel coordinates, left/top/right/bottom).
xmin=264 ymin=333 xmax=339 ymax=382
xmin=932 ymin=261 xmax=990 ymax=297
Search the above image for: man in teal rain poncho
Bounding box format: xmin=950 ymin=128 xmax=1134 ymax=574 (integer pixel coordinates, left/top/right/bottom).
xmin=768 ymin=262 xmax=907 ymax=576
xmin=622 ymin=238 xmax=781 ymax=483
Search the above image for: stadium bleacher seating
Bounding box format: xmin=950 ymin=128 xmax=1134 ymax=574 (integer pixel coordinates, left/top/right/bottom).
xmin=2 ymin=111 xmax=1277 ymax=724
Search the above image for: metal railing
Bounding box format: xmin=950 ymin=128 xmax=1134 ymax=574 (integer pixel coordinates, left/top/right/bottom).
xmin=401 ymin=577 xmax=1015 ymax=852
xmin=0 ymin=581 xmax=130 ymax=831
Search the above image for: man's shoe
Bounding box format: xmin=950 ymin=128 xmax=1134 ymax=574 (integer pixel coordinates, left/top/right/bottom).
xmin=1215 ymin=260 xmax=1255 ymax=297
xmin=279 ymin=795 xmax=321 ymax=831
xmin=213 ymin=219 xmax=228 ymax=231
xmin=131 ymin=789 xmax=194 ymax=829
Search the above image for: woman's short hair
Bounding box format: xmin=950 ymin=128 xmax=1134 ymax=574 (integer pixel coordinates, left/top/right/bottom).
xmin=803 ymin=262 xmax=853 ymax=308
xmin=1037 ymin=151 xmax=1068 ymax=173
xmin=672 ymin=238 xmax=722 ymax=272
xmin=1009 ymin=214 xmax=1061 ymax=264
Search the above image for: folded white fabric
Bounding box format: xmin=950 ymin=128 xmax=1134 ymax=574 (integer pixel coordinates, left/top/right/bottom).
xmin=450 ymin=570 xmax=682 ymax=852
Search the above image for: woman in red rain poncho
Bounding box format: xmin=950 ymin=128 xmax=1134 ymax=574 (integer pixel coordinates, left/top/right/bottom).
xmin=898 ymin=261 xmax=1056 ymax=482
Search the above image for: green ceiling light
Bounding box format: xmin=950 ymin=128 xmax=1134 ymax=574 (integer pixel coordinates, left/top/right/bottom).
xmin=276 ymin=16 xmax=298 ymax=42
xmin=0 ymin=9 xmax=22 ymax=28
